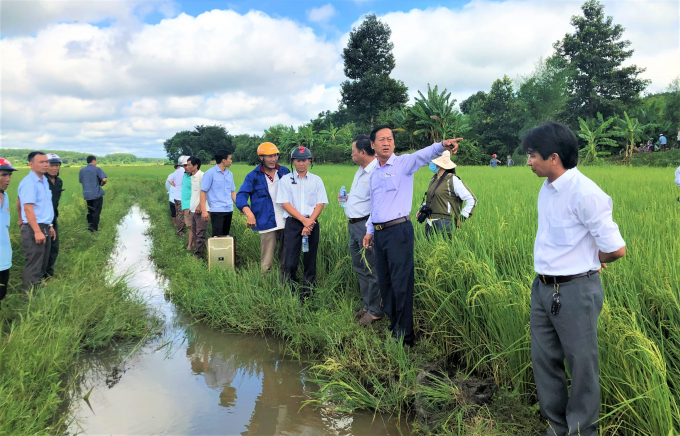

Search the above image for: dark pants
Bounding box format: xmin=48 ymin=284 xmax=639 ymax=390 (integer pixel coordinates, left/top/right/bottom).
xmin=86 ymin=196 xmax=103 ymax=232
xmin=190 ymin=212 xmax=208 ymax=257
xmin=425 ymin=218 xmax=453 ymax=240
xmin=348 ymin=220 xmax=382 ymax=317
xmin=0 ymin=269 xmax=9 ymax=303
xmin=210 ymin=211 xmax=233 ymax=237
xmin=46 ymin=218 xmax=59 ymax=277
xmin=282 ymin=217 xmax=320 ymax=296
xmin=530 ymin=274 xmax=603 ymax=436
xmin=21 ymin=223 xmax=52 ymax=291
xmin=373 ymin=221 xmax=415 ymax=345
xmin=169 ymin=201 xmax=177 ymax=218
xmin=173 ymin=199 xmax=186 ymax=236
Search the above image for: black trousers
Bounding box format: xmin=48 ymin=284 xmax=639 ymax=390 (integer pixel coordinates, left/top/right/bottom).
xmin=373 ymin=221 xmax=415 ymax=345
xmin=282 ymin=217 xmax=320 ymax=296
xmin=46 ymin=218 xmax=59 ymax=277
xmin=0 ymin=269 xmax=9 ymax=302
xmin=86 ymin=196 xmax=104 ymax=232
xmin=210 ymin=212 xmax=233 ymax=237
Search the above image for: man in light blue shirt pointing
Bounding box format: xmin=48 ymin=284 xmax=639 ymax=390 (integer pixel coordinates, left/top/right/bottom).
xmin=363 ymin=126 xmax=460 ymax=346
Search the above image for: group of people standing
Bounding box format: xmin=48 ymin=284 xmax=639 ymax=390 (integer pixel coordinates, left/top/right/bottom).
xmin=0 ymin=153 xmax=107 ymax=308
xmin=163 ymin=121 xmax=633 ymax=436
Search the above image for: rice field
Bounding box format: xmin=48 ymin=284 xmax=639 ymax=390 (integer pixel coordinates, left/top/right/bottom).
xmin=3 ymin=163 xmax=678 ymax=434
xmin=137 ymin=162 xmax=679 ymax=435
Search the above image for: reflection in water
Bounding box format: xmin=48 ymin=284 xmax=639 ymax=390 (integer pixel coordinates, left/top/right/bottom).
xmin=68 ymin=207 xmax=410 ymax=435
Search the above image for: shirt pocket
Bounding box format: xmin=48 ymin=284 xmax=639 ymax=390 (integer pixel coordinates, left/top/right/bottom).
xmin=384 ymin=175 xmax=398 ymax=192
xmin=548 ymin=217 xmax=579 ymax=246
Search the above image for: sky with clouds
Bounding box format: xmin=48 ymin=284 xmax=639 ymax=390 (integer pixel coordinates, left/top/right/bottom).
xmin=1 ymin=0 xmax=678 ymax=158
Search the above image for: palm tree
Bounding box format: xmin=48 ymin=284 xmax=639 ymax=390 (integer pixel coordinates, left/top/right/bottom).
xmin=577 ymin=112 xmax=617 ymax=163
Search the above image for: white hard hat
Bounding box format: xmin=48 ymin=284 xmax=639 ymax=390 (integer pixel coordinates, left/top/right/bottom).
xmin=180 ymin=156 xmax=189 ymax=165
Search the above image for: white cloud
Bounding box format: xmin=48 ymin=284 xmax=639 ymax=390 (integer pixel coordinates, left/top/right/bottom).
xmin=0 ymin=1 xmax=676 ymax=158
xmin=0 ymin=0 xmax=176 ymax=36
xmin=379 ymin=0 xmax=679 ymax=103
xmin=307 ymin=4 xmax=336 ymax=23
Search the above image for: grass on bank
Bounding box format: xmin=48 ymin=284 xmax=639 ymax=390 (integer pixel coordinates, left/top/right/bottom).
xmin=138 ymin=163 xmax=679 ymax=436
xmin=0 ymin=169 xmax=160 ymax=435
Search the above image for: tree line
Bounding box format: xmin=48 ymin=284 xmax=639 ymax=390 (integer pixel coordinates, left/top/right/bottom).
xmin=163 ymin=0 xmax=680 ymax=167
xmin=0 ymin=149 xmax=168 ymax=167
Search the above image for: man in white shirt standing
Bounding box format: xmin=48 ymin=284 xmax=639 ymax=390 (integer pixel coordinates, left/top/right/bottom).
xmin=167 ymin=156 xmax=187 ymax=237
xmin=343 ymin=135 xmax=382 ymax=325
xmin=523 ymin=122 xmax=626 ymax=436
xmin=186 ymin=157 xmax=208 ymax=259
xmin=276 ymin=146 xmax=328 ymax=299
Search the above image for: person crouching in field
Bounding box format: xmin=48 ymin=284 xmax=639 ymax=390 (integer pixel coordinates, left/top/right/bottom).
xmin=276 ymin=146 xmax=328 ymax=299
xmin=524 ymin=121 xmax=625 ymax=436
xmin=0 ymin=158 xmax=19 ymax=309
xmin=235 ymin=142 xmax=290 ymax=273
xmin=418 ymin=151 xmax=476 ymax=240
xmin=186 ymin=157 xmax=208 ymax=259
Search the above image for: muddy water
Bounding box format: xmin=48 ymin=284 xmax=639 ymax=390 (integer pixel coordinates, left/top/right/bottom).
xmin=68 ymin=206 xmax=410 ymax=435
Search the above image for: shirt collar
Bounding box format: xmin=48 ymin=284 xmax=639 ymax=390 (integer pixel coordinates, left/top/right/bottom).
xmin=362 ymin=158 xmax=378 ymax=174
xmin=378 ymin=154 xmax=396 ymax=167
xmin=29 ymin=170 xmax=44 ymax=182
xmin=548 ymin=167 xmax=578 ymax=192
xmin=293 ymin=171 xmax=308 ymax=180
xmin=260 ymin=163 xmax=280 ymax=173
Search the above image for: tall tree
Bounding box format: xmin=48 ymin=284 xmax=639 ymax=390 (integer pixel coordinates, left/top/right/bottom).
xmin=340 ymin=14 xmax=409 ymax=127
xmin=554 ymin=0 xmax=649 ymax=121
xmin=163 ymin=125 xmax=233 ymax=163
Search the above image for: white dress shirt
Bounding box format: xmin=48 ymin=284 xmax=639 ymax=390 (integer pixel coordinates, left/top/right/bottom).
xmin=190 ymin=170 xmax=209 ymax=213
xmin=534 ymin=168 xmax=625 ymax=276
xmin=260 ymin=173 xmax=285 ymax=234
xmin=276 ymin=171 xmax=329 ymax=218
xmin=345 ymin=158 xmax=377 ymax=219
xmin=167 ymin=167 xmax=185 ymax=201
xmin=449 ymin=175 xmax=476 ymax=218
xmin=675 ymin=166 xmax=680 ymax=187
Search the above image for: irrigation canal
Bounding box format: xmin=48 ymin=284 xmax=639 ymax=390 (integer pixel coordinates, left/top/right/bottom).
xmin=67 ymin=206 xmax=410 ymax=435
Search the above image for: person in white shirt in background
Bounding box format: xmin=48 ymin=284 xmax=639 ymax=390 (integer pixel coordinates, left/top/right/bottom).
xmin=523 ymin=121 xmax=626 ymax=436
xmin=167 ymin=156 xmax=188 ymax=237
xmin=342 ymin=134 xmax=383 ymax=326
xmin=675 ymin=165 xmax=680 ymax=201
xmin=166 ymin=164 xmax=179 ymax=227
xmin=186 ymin=157 xmax=209 ymax=259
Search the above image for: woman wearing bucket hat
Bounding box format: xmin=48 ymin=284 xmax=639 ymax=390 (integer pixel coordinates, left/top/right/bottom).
xmin=0 ymin=158 xmax=18 ymax=308
xmin=417 ymin=151 xmax=477 ymax=239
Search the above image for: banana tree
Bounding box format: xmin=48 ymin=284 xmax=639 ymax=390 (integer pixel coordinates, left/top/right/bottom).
xmin=577 ymin=112 xmax=617 ymax=163
xmin=320 ymin=123 xmax=340 ymax=145
xmin=615 ymin=112 xmax=652 ymax=159
xmin=410 ymin=84 xmax=464 ymax=143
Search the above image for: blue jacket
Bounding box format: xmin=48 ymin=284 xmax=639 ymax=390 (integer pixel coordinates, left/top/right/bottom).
xmin=235 ymin=164 xmax=291 ymax=232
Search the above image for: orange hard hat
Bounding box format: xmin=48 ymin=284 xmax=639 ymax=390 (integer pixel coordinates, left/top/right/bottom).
xmin=257 ymin=142 xmax=279 ymax=156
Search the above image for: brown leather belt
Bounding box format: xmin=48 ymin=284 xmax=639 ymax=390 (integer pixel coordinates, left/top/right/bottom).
xmin=538 ymin=270 xmax=598 ymax=285
xmin=348 ymin=215 xmax=370 ymax=224
xmin=374 ymin=216 xmax=410 ymax=231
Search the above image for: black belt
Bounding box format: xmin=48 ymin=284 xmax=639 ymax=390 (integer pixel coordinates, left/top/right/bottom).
xmin=348 ymin=215 xmax=369 ymax=224
xmin=538 ymin=270 xmax=598 ymax=285
xmin=373 ymin=216 xmax=410 ymax=231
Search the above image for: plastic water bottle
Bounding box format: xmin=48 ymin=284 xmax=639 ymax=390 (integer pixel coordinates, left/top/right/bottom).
xmin=302 ymin=236 xmax=309 ymax=253
xmin=339 ymin=185 xmax=347 ymax=208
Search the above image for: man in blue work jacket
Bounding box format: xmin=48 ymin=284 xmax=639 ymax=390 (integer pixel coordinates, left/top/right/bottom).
xmin=235 ymin=142 xmax=290 ymax=272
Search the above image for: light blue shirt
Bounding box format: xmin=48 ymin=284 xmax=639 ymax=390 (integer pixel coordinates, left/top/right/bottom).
xmin=201 ymin=165 xmax=236 ymax=212
xmin=18 ymin=171 xmax=54 ymax=224
xmin=345 ymin=158 xmax=377 ymax=219
xmin=366 ymin=143 xmax=444 ymax=234
xmin=276 ymin=171 xmax=329 ymax=218
xmin=1 ymin=192 xmax=11 ymax=271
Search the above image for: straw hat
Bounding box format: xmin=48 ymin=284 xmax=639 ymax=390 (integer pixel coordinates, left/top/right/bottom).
xmin=431 ymin=150 xmax=456 ymax=170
